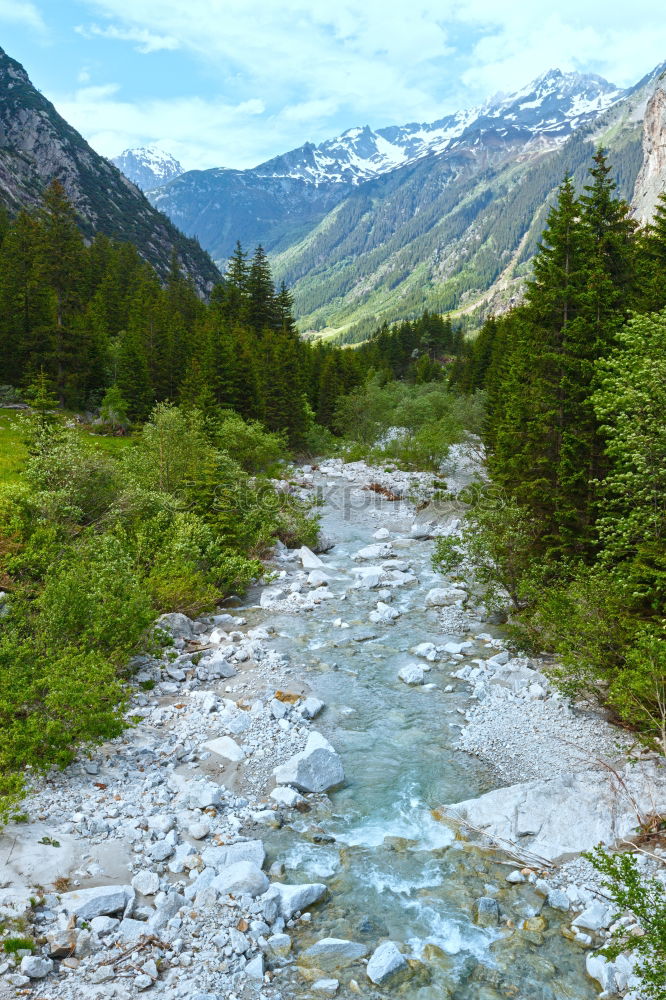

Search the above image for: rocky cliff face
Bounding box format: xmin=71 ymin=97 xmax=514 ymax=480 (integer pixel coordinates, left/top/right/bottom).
xmin=0 ymin=47 xmax=218 ymax=294
xmin=633 ymin=85 xmax=666 ymax=224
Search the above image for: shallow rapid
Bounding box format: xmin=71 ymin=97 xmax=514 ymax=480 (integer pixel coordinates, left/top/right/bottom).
xmin=243 ymin=469 xmax=600 ymax=1000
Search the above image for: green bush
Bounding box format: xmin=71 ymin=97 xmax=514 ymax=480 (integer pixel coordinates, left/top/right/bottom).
xmin=585 ymin=847 xmax=666 ymax=1000
xmin=208 ymin=411 xmax=287 ymax=473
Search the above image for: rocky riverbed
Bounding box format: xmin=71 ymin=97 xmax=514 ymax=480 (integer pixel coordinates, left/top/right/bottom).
xmin=0 ymin=451 xmax=663 ymax=1000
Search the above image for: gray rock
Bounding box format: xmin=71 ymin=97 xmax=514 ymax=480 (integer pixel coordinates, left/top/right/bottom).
xmin=446 ymin=760 xmax=666 ymax=863
xmin=188 ymin=819 xmax=211 ymax=840
xmin=270 ymin=786 xmax=306 ymax=808
xmin=263 ymin=882 xmax=327 ymax=920
xmin=245 ymin=954 xmax=264 ymax=979
xmin=302 ymin=938 xmax=369 ymax=969
xmin=60 ymin=884 xmax=133 ymax=920
xmin=266 ymin=933 xmax=291 ymax=957
xmin=185 ymin=779 xmax=225 ymax=810
xmin=300 ymin=696 xmax=325 ymax=719
xmin=156 ymin=612 xmax=193 ymax=640
xmin=425 ymin=586 xmax=467 ymax=606
xmin=148 ymin=840 xmax=174 ymax=862
xmin=46 ymin=927 xmax=77 ymax=958
xmin=300 ymin=546 xmax=325 ymax=569
xmin=204 ymin=735 xmax=245 ymax=762
xmin=201 ymin=840 xmax=265 ymax=871
xmin=132 ymin=870 xmax=160 ymax=896
xmin=213 ymin=862 xmax=269 ymax=898
xmin=473 ymin=896 xmax=500 ymax=926
xmin=547 ymin=889 xmax=571 ymax=911
xmin=366 ymin=941 xmax=408 ymax=984
xmin=312 ymin=980 xmax=339 ymax=996
xmin=398 ymin=663 xmax=425 ymax=685
xmin=203 ymin=649 xmax=237 ymax=678
xmin=506 ymin=870 xmax=525 ymax=884
xmin=572 ymin=901 xmax=613 ymax=932
xmin=90 ymin=965 xmax=115 ymax=983
xmin=273 ymin=731 xmax=344 ymax=793
xmin=90 ymin=916 xmax=118 ymax=936
xmin=20 ymin=955 xmax=53 ymax=979
xmin=147 ymin=890 xmax=185 ymax=932
xmin=117 ymin=918 xmax=149 ymax=941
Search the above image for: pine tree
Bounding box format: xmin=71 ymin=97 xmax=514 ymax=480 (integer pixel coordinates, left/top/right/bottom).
xmin=35 ymin=182 xmax=88 ymax=405
xmin=246 ymin=246 xmax=277 ymax=333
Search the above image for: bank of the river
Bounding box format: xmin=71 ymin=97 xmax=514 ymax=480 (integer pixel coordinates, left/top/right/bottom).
xmin=0 ymin=452 xmax=662 ymax=1000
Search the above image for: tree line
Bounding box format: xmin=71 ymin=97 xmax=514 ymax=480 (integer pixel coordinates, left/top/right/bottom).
xmin=441 ymin=149 xmax=666 ymax=753
xmin=0 ymin=182 xmax=464 ymax=450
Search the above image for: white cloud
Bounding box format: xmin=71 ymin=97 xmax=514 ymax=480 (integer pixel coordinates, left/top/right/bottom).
xmin=75 ymin=22 xmax=179 ymax=53
xmin=0 ymin=0 xmax=46 ymax=32
xmin=64 ymin=0 xmax=666 ymax=168
xmin=52 ymin=85 xmax=278 ymax=170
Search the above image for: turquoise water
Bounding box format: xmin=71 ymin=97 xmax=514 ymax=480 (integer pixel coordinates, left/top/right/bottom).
xmin=244 ymin=476 xmax=599 ymax=1000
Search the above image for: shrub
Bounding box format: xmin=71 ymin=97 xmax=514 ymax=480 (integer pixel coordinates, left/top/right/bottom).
xmin=585 ymin=847 xmax=666 ymax=1000
xmin=208 ymin=411 xmax=287 ymax=473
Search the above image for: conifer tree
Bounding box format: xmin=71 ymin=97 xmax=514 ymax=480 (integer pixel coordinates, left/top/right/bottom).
xmin=247 ymin=246 xmax=277 ymax=333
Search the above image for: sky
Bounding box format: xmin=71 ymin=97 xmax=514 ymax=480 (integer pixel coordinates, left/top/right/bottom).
xmin=1 ymin=1 xmax=666 ymax=172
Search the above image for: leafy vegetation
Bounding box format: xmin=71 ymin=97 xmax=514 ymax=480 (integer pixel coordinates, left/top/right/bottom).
xmin=585 ymin=847 xmax=666 ymax=1000
xmin=0 ymin=400 xmax=319 ymax=818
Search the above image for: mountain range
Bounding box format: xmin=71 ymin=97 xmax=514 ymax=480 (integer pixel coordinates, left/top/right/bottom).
xmin=135 ymin=64 xmax=666 ymax=340
xmin=111 ymin=147 xmax=184 ymax=191
xmin=0 ymin=47 xmax=218 ymax=295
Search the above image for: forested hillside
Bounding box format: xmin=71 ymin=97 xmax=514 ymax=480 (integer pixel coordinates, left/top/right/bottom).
xmin=0 ymin=182 xmax=462 ymax=448
xmin=441 ymin=150 xmax=666 ymax=758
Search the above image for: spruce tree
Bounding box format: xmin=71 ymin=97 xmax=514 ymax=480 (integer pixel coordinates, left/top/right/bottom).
xmin=247 ymin=246 xmax=277 ymax=333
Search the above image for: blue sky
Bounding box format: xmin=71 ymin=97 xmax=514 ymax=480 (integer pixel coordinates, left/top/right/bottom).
xmin=2 ymin=1 xmax=666 ymax=171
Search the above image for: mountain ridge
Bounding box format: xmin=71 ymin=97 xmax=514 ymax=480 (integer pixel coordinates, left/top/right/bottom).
xmin=0 ymin=47 xmax=218 ymax=294
xmin=146 ymin=64 xmax=658 ymax=337
xmin=111 ymin=146 xmax=184 ymax=192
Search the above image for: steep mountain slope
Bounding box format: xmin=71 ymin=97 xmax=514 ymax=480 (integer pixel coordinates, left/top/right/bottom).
xmin=633 ymin=83 xmax=666 ymax=223
xmin=149 ymin=68 xmax=626 ymax=273
xmin=0 ymin=47 xmax=218 ymax=293
xmin=112 ymin=146 xmax=183 ymax=192
xmin=271 ymin=63 xmax=663 ymax=341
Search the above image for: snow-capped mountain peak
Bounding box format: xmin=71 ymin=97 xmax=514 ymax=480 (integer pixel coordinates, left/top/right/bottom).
xmin=248 ymin=69 xmax=626 ymax=187
xmin=112 ymin=146 xmax=184 ymax=192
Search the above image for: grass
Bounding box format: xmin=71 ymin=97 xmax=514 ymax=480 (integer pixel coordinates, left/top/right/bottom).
xmin=0 ymin=408 xmax=134 ymax=487
xmin=3 ymin=937 xmax=35 ymax=954
xmin=0 ymin=412 xmax=28 ymax=485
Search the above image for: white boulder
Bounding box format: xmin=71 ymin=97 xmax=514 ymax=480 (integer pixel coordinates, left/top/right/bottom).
xmin=398 ymin=664 xmax=426 ymax=685
xmin=213 ymin=861 xmax=269 ymax=898
xmin=131 ymin=871 xmax=160 ymax=896
xmin=60 ymin=885 xmax=133 ymax=921
xmin=425 ymin=586 xmax=467 ymax=606
xmin=446 ymin=760 xmax=666 ymax=863
xmin=204 ymin=735 xmax=245 ymax=762
xmin=20 ymin=956 xmax=53 ymax=979
xmin=300 ymin=546 xmax=325 ymax=569
xmin=263 ymin=881 xmax=327 ymax=920
xmin=366 ymin=941 xmax=408 ymax=984
xmin=302 ymin=938 xmax=369 ymax=968
xmin=273 ymin=731 xmax=344 ymax=793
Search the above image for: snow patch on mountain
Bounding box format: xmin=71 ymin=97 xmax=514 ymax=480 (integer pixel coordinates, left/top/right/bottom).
xmin=112 ymin=147 xmax=184 ymax=192
xmin=248 ymin=69 xmax=625 ymax=187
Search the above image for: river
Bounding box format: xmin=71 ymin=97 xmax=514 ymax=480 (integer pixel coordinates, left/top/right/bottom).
xmin=240 ymin=465 xmax=600 ymax=1000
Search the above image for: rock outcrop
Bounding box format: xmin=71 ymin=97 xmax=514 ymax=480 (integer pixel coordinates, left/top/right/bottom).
xmin=633 ymin=84 xmax=666 ymax=223
xmin=0 ymin=46 xmax=219 ymax=294
xmin=446 ymin=759 xmax=666 ymax=863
